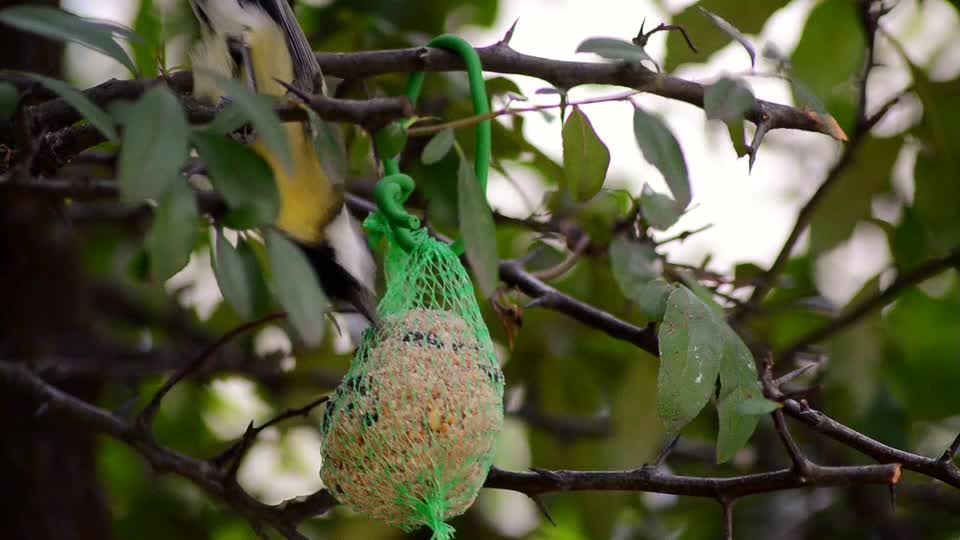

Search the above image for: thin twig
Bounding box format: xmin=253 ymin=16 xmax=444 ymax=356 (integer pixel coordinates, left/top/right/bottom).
xmin=530 ymin=235 xmax=590 ymax=281
xmin=736 ymin=89 xmax=907 ymax=321
xmin=780 ymin=247 xmax=960 ymax=357
xmin=634 ymin=21 xmax=698 ymax=53
xmin=212 ymin=395 xmax=330 ymax=471
xmin=655 ymin=223 xmax=714 ymax=246
xmin=772 ymin=409 xmax=811 ymax=479
xmin=407 ymin=90 xmax=640 ymax=137
xmin=137 ymin=313 xmax=285 ymax=428
xmin=939 ymin=433 xmax=960 ymax=465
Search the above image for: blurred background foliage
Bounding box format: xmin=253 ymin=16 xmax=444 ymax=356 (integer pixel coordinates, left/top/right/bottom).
xmin=1 ymin=0 xmax=960 ymax=539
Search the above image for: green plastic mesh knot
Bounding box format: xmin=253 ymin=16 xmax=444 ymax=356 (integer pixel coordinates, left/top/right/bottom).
xmin=320 ymin=223 xmax=504 ymax=538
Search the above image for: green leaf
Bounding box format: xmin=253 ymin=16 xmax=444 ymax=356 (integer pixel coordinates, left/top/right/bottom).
xmin=676 ymin=270 xmax=725 ymax=317
xmin=913 ymin=75 xmax=960 ymax=254
xmin=640 ymin=184 xmax=683 ymax=230
xmin=147 ymin=180 xmax=198 ymax=282
xmin=458 ymin=158 xmax=499 ymax=297
xmin=716 ymin=325 xmax=763 ymax=462
xmin=657 ymin=286 xmax=723 ymax=435
xmin=577 ymin=189 xmax=633 ymax=245
xmin=824 ymin=277 xmax=883 ymax=414
xmin=665 ymin=0 xmax=788 ymax=71
xmin=698 ymin=7 xmax=756 ymax=67
xmin=421 ymin=128 xmax=455 ymax=165
xmin=884 ymin=286 xmax=960 ymax=420
xmin=576 ymin=37 xmax=654 ymax=65
xmin=127 ymin=248 xmax=150 ymax=283
xmin=374 ymin=121 xmax=407 ymax=161
xmin=725 ymin=117 xmax=749 ymax=158
xmin=633 ymin=107 xmax=691 ymax=208
xmin=0 ymin=82 xmax=19 ymax=120
xmin=638 ymin=279 xmax=674 ymax=322
xmin=204 ymin=73 xmax=291 ymax=172
xmin=734 ymin=262 xmax=764 ymax=283
xmin=265 ymin=229 xmax=328 ymax=347
xmin=204 ymin=104 xmax=248 ymax=135
xmin=0 ymin=5 xmax=138 ymax=75
xmin=790 ymin=0 xmax=866 ymax=134
xmin=609 ymin=235 xmax=659 ymax=300
xmin=24 ymin=74 xmax=118 ymax=143
xmin=306 ymin=107 xmax=347 ymax=184
xmin=808 ymin=135 xmax=900 ymax=255
xmin=789 ymin=78 xmax=828 ymax=115
xmin=131 ymin=0 xmax=161 ymax=78
xmin=213 ymin=233 xmax=271 ymax=320
xmin=704 ymin=78 xmax=755 ymax=122
xmin=191 ymin=132 xmax=279 ymax=229
xmin=118 ymin=86 xmax=189 ymax=204
xmin=562 ymin=107 xmax=610 ymax=202
xmin=736 ymin=398 xmax=782 ymax=416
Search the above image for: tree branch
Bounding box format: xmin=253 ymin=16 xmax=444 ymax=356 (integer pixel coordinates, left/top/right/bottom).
xmin=500 ymin=259 xmax=659 ymax=355
xmin=344 ymin=193 xmax=661 ymax=356
xmin=313 ymin=43 xmax=846 ymax=140
xmin=10 ymin=71 xmax=412 ymax=140
xmin=782 ymin=398 xmax=959 ymax=489
xmin=0 ymin=359 xmax=905 ymax=535
xmin=484 ymin=462 xmax=898 ymax=499
xmin=0 ymin=361 xmax=335 ymax=539
xmin=136 ymin=313 xmax=285 ymax=428
xmin=780 ymin=247 xmax=960 ymax=357
xmin=735 ymin=2 xmax=898 ymax=319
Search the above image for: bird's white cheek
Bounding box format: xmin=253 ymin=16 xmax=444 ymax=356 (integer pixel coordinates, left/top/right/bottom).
xmin=326 ymin=206 xmax=377 ymax=291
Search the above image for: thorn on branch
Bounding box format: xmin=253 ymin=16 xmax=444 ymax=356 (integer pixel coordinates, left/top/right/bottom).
xmin=525 ymin=296 xmax=548 ymax=310
xmin=634 ymin=20 xmax=698 ymax=53
xmin=773 ymin=361 xmax=818 ymax=388
xmin=748 ymin=118 xmax=770 ymax=172
xmin=500 ymin=18 xmax=520 ymax=46
xmin=655 ymin=223 xmax=714 ymax=246
xmin=648 ymin=434 xmax=681 ymax=470
xmin=530 ymin=494 xmax=556 ymax=526
xmin=529 ymin=467 xmax=564 ymax=484
xmin=720 ymin=498 xmax=735 ymax=540
xmin=939 ymin=433 xmax=960 ymax=465
xmin=33 ymin=401 xmax=50 ymax=417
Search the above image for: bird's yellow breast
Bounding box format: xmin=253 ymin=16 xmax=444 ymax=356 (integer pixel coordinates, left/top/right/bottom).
xmin=253 ymin=124 xmax=340 ymax=245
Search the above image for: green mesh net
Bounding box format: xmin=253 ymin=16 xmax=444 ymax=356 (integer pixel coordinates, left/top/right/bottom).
xmin=320 ymin=215 xmax=505 ymax=539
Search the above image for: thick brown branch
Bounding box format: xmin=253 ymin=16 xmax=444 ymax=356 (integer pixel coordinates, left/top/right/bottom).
xmin=314 ymin=44 xmax=845 ymax=139
xmin=782 ymin=398 xmax=959 ymax=488
xmin=10 ymin=71 xmax=411 ymax=138
xmin=500 ymin=259 xmax=659 ymax=355
xmin=484 ymin=463 xmax=898 ymax=499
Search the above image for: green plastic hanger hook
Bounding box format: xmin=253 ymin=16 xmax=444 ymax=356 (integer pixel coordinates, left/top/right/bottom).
xmin=373 ymin=173 xmax=420 ymax=251
xmin=372 ymin=34 xmax=491 ymax=254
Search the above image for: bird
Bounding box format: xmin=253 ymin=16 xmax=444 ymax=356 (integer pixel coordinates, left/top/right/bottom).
xmin=188 ymin=0 xmax=378 ymax=325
